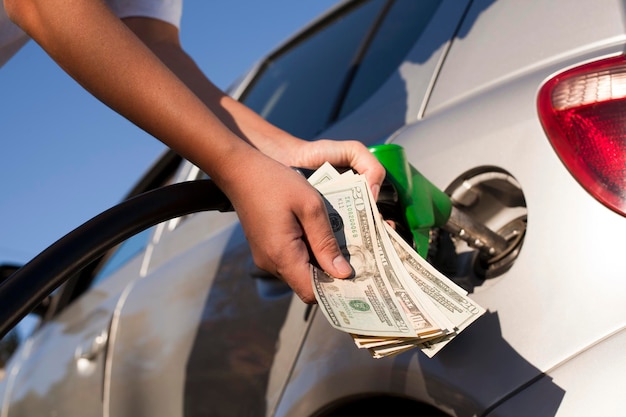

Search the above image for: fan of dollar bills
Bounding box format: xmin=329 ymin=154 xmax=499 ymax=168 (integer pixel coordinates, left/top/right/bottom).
xmin=307 ymin=162 xmax=485 ymax=358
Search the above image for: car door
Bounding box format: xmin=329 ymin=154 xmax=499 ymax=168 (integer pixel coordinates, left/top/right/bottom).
xmin=103 ymin=1 xmax=469 ymax=416
xmin=0 ymin=151 xmax=182 ymax=417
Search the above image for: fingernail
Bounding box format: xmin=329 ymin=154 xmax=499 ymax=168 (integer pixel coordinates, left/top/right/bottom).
xmin=371 ymin=184 xmax=380 ymax=201
xmin=333 ymin=256 xmax=352 ymax=276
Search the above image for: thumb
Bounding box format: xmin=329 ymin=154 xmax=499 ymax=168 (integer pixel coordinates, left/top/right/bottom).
xmin=303 ymin=213 xmax=353 ymax=279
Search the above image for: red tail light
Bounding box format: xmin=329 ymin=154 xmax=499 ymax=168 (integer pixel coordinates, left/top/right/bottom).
xmin=538 ymin=54 xmax=626 ymax=217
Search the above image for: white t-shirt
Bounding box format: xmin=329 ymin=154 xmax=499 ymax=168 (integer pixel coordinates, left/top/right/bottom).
xmin=0 ymin=0 xmax=183 ymax=68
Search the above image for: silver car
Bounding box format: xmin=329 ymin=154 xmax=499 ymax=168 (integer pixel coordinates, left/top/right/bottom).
xmin=1 ymin=0 xmax=626 ymax=415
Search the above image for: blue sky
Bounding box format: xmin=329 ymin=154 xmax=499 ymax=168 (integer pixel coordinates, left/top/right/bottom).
xmin=0 ymin=1 xmax=340 ymax=266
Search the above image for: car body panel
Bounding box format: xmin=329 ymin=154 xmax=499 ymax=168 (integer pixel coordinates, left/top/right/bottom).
xmin=487 ymin=326 xmax=626 ymax=416
xmin=106 ymin=215 xmax=308 ymax=416
xmin=426 ymin=0 xmax=626 ymax=114
xmin=0 ymin=254 xmax=146 ymax=417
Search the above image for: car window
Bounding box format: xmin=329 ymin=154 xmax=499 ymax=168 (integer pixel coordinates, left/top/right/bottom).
xmin=337 ymin=0 xmax=442 ymax=119
xmin=239 ymin=0 xmax=442 ymax=140
xmin=89 ymin=227 xmax=152 ymax=287
xmin=240 ymin=0 xmax=388 ymax=139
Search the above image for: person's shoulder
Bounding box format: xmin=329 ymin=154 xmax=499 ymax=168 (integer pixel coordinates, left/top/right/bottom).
xmin=0 ymin=4 xmax=30 ymax=69
xmin=105 ymin=0 xmax=183 ymax=29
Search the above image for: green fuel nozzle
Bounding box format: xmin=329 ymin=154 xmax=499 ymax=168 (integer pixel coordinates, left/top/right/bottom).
xmin=369 ymin=144 xmax=509 ymax=260
xmin=369 ymin=144 xmax=451 ymax=258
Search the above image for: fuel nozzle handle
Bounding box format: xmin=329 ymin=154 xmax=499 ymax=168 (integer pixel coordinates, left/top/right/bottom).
xmin=369 ymin=144 xmax=508 ymax=259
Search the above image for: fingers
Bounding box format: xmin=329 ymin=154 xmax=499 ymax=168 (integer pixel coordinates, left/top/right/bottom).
xmin=228 ymin=143 xmax=385 ymax=304
xmin=260 ymin=232 xmax=318 ymax=304
xmin=245 ymin=210 xmax=319 ymax=303
xmin=296 ymin=139 xmax=386 ymax=201
xmin=341 ymin=140 xmax=386 ymax=200
xmin=297 ymin=197 xmax=353 ymax=279
xmin=272 ymin=192 xmax=352 ymax=303
xmin=231 ymin=163 xmax=350 ymax=304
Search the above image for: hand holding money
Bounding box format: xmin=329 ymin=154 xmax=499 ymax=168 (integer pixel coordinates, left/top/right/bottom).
xmin=308 ymin=162 xmax=485 ymax=358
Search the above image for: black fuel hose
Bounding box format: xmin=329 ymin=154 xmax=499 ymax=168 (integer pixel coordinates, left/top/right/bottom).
xmin=0 ymin=179 xmax=233 ymax=339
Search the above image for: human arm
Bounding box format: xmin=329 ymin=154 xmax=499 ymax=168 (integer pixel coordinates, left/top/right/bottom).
xmin=120 ymin=16 xmax=385 ymax=194
xmin=3 ymin=0 xmax=385 ymax=303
